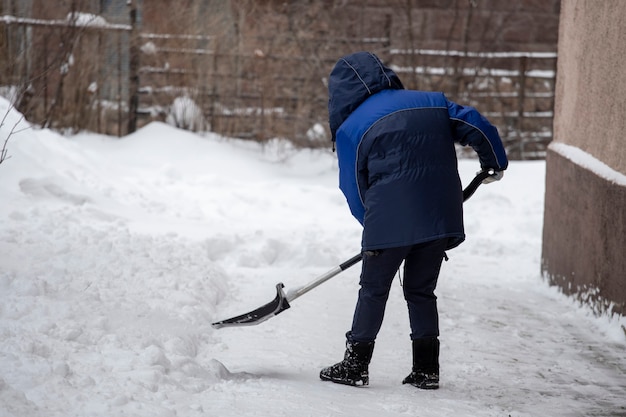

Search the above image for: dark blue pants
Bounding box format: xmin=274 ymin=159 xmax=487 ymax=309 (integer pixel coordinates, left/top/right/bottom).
xmin=349 ymin=238 xmax=448 ymax=342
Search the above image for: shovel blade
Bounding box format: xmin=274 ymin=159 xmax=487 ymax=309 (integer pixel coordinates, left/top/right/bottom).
xmin=211 ymin=283 xmax=291 ymax=329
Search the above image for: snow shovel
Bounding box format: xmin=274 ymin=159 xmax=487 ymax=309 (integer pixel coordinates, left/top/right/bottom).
xmin=211 ymin=170 xmax=494 ymax=329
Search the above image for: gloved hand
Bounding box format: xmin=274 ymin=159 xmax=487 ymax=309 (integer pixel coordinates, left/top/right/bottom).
xmin=479 ymin=169 xmax=504 ymax=184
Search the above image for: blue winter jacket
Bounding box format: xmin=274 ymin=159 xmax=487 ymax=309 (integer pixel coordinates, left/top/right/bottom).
xmin=328 ymin=52 xmax=508 ymax=251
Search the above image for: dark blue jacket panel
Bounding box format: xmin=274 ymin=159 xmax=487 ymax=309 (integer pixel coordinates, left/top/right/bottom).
xmin=337 ymin=89 xmax=465 ymax=250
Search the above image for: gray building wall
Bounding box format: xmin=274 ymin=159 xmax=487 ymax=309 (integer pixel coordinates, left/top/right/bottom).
xmin=542 ymin=0 xmax=626 ymax=317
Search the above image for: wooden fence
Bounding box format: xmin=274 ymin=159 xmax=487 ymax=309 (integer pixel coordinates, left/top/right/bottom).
xmin=1 ymin=16 xmax=556 ymax=160
xmin=137 ymin=38 xmax=556 ymax=160
xmin=389 ymin=49 xmax=557 ymax=159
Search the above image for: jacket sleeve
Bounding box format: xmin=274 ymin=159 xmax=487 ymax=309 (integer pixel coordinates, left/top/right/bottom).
xmin=447 ymin=99 xmax=509 ymax=171
xmin=336 ymin=130 xmax=366 ymax=225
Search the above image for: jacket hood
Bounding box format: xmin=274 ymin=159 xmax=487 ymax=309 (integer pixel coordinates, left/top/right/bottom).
xmin=328 ymin=52 xmax=404 ymax=142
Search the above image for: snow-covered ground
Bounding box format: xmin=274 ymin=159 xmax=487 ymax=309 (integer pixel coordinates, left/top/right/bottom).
xmin=1 ymin=97 xmax=624 ymax=417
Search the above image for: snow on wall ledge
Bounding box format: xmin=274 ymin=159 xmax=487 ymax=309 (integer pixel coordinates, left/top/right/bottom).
xmin=542 ymin=142 xmax=626 ymax=323
xmin=549 ymin=142 xmax=626 ymax=187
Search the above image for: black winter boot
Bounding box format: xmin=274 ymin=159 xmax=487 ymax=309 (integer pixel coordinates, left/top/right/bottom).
xmin=320 ymin=335 xmax=374 ymax=386
xmin=402 ymin=337 xmax=440 ymax=389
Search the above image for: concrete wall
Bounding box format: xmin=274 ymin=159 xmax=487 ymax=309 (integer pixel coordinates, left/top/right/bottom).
xmin=552 ymin=0 xmax=626 ymax=173
xmin=542 ymin=0 xmax=626 ymax=317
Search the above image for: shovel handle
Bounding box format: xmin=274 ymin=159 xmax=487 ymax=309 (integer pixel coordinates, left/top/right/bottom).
xmin=339 ymin=253 xmax=363 ymax=270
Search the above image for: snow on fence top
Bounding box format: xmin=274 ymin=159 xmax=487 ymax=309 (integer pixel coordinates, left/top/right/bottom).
xmin=391 ymin=49 xmax=557 ymax=59
xmin=391 ymin=65 xmax=555 ymax=79
xmin=1 ymin=13 xmax=130 ymax=31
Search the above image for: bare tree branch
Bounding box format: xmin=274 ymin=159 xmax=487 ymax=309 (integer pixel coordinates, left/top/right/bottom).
xmin=0 ymin=107 xmax=26 ymax=165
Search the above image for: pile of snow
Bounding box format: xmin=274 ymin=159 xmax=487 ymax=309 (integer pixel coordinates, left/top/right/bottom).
xmin=66 ymin=12 xmax=109 ymax=28
xmin=166 ymin=96 xmax=207 ymax=132
xmin=1 ymin=96 xmax=624 ymax=416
